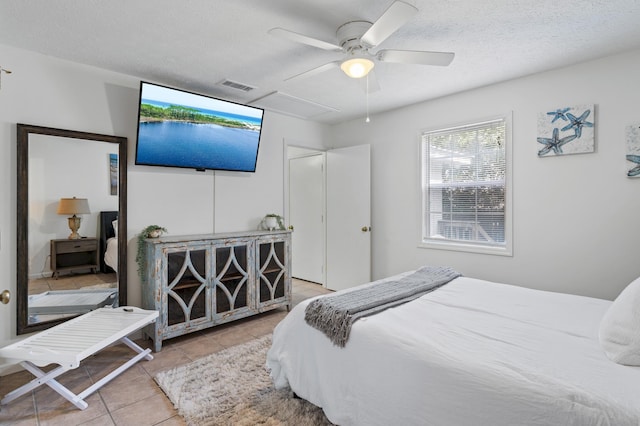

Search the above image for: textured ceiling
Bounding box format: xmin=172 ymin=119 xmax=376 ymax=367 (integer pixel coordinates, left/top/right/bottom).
xmin=1 ymin=0 xmax=640 ymax=124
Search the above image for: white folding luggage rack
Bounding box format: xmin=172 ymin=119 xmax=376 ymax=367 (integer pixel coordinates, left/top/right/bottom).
xmin=0 ymin=306 xmax=159 ymax=410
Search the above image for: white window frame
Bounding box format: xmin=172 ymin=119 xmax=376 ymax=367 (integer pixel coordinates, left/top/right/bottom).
xmin=419 ymin=113 xmax=513 ymax=256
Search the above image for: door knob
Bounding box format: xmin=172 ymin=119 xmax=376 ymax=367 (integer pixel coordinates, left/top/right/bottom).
xmin=1 ymin=289 xmax=10 ymax=305
xmin=288 ymin=225 xmax=294 ymax=231
xmin=361 ymin=226 xmax=371 ymax=232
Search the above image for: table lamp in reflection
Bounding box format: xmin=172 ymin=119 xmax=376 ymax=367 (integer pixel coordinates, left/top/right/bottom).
xmin=57 ymin=197 xmax=90 ymax=239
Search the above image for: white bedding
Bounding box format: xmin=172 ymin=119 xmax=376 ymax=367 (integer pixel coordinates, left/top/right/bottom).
xmin=104 ymin=237 xmax=118 ymax=272
xmin=267 ymin=274 xmax=640 ymax=426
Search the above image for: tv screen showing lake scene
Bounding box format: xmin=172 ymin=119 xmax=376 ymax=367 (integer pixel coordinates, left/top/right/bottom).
xmin=135 ymin=81 xmax=264 ymax=172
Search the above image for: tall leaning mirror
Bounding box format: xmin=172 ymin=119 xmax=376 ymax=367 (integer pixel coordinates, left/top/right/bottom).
xmin=17 ymin=124 xmax=127 ymax=334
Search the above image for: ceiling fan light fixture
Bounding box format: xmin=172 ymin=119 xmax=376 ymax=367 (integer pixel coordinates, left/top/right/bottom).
xmin=340 ymin=57 xmax=375 ymax=78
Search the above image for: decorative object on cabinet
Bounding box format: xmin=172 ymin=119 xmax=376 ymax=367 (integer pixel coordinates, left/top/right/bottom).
xmin=57 ymin=197 xmax=91 ymax=239
xmin=537 ymin=104 xmax=595 ymax=157
xmin=142 ymin=230 xmax=292 ymax=351
xmin=625 ymin=123 xmax=640 ymax=177
xmin=136 ymin=225 xmax=167 ymax=280
xmin=50 ymin=237 xmax=98 ymax=278
xmin=260 ymin=213 xmax=285 ymax=231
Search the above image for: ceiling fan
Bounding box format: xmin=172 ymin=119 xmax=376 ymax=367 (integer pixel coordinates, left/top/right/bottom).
xmin=268 ymin=0 xmax=454 ymax=84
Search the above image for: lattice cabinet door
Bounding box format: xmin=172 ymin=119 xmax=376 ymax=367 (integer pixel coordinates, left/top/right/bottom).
xmin=256 ymin=234 xmax=291 ymax=311
xmin=212 ymin=239 xmax=255 ymax=320
xmin=163 ymin=245 xmax=211 ymax=333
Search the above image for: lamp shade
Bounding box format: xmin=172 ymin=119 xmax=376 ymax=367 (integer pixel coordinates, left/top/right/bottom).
xmin=340 ymin=57 xmax=375 ymax=78
xmin=57 ymin=197 xmax=90 ymax=215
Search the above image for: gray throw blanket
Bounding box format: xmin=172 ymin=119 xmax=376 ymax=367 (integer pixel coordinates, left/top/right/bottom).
xmin=304 ymin=266 xmax=461 ymax=347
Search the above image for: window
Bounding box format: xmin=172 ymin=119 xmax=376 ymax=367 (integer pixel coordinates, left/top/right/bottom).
xmin=421 ymin=116 xmax=512 ymax=255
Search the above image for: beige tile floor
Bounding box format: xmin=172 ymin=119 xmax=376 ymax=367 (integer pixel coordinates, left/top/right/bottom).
xmin=0 ymin=279 xmax=331 ymax=426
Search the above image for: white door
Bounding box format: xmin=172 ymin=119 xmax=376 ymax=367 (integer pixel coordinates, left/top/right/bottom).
xmin=326 ymin=145 xmax=371 ymax=291
xmin=289 ymin=154 xmax=325 ymax=284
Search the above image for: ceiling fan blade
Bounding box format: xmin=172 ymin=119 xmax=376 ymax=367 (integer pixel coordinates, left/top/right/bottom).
xmin=377 ymin=49 xmax=455 ymax=66
xmin=284 ymin=61 xmax=340 ymax=82
xmin=361 ymin=1 xmax=418 ymax=48
xmin=269 ymin=27 xmax=342 ymax=52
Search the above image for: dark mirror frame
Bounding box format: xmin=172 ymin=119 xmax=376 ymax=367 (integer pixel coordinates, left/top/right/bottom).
xmin=17 ymin=123 xmax=128 ymax=334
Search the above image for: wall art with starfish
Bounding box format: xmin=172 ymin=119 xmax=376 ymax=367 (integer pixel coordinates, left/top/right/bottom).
xmin=625 ymin=123 xmax=640 ymax=178
xmin=537 ymin=104 xmax=595 ymax=157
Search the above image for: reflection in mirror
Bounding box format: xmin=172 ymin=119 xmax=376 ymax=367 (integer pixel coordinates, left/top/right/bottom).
xmin=17 ymin=124 xmax=127 ymax=334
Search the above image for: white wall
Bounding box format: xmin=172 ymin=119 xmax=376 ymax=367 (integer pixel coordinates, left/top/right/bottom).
xmin=0 ymin=43 xmax=327 ymax=345
xmin=328 ymin=48 xmax=640 ymax=301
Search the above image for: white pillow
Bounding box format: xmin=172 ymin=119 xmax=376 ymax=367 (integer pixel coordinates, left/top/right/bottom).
xmin=112 ymin=219 xmax=118 ymax=238
xmin=599 ymin=276 xmax=640 ymax=365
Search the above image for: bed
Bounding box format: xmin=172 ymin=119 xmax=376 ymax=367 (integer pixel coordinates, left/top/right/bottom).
xmin=266 ymin=269 xmax=640 ymax=426
xmin=99 ymin=211 xmax=118 ymax=273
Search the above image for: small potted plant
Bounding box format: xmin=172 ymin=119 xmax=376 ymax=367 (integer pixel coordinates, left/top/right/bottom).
xmin=136 ymin=225 xmax=167 ymax=281
xmin=263 ymin=214 xmax=285 ymax=231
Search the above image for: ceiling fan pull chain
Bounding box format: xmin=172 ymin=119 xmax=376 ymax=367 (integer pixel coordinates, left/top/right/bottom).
xmin=365 ymin=74 xmax=371 ymax=123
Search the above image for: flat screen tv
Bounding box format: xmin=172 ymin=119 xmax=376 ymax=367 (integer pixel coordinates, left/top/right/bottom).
xmin=135 ymin=81 xmax=264 ymax=172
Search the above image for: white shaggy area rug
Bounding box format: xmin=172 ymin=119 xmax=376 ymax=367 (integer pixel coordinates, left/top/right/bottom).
xmin=155 ymin=335 xmax=333 ymax=426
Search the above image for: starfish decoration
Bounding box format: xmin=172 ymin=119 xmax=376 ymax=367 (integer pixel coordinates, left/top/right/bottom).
xmin=561 ymin=109 xmax=593 ymax=138
xmin=537 ymin=128 xmax=577 ymax=156
xmin=626 ymin=155 xmax=640 ymax=177
xmin=546 ymin=107 xmax=570 ymax=123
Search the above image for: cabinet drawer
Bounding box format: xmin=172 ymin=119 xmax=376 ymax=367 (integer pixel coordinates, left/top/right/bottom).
xmin=55 ymin=239 xmax=97 ymax=253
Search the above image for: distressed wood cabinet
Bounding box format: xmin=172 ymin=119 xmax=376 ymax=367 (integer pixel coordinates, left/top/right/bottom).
xmin=142 ymin=230 xmax=291 ymax=351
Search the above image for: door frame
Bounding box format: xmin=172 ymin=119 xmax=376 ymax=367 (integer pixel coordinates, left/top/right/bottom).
xmin=288 ymin=153 xmax=326 ymax=285
xmin=284 ymin=142 xmax=371 ymax=291
xmin=284 ymin=144 xmax=327 ymax=287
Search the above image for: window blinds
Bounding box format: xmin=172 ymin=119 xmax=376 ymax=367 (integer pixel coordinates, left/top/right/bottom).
xmin=422 ymin=119 xmax=506 ymax=246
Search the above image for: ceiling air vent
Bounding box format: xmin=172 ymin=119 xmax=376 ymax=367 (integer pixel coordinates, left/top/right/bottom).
xmin=218 ymin=79 xmax=256 ymax=92
xmin=249 ymin=91 xmax=339 ymax=119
